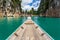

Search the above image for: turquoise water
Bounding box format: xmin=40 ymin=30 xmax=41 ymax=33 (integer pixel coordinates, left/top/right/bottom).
xmin=0 ymin=16 xmax=60 ymax=40
xmin=0 ymin=17 xmax=26 ymax=40
xmin=32 ymin=16 xmax=60 ymax=40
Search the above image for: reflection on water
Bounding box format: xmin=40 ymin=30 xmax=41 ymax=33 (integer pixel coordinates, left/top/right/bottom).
xmin=0 ymin=17 xmax=26 ymax=40
xmin=7 ymin=17 xmax=13 ymax=21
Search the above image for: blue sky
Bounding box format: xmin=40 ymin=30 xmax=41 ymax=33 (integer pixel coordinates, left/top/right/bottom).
xmin=21 ymin=0 xmax=41 ymax=11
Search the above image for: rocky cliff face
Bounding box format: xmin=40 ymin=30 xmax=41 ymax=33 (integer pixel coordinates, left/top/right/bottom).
xmin=46 ymin=0 xmax=60 ymax=17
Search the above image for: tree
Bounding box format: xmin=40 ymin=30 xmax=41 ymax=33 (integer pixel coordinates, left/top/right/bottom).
xmin=37 ymin=0 xmax=53 ymax=15
xmin=11 ymin=0 xmax=22 ymax=13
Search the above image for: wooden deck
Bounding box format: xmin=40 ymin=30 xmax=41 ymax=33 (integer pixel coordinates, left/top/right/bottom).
xmin=8 ymin=19 xmax=53 ymax=40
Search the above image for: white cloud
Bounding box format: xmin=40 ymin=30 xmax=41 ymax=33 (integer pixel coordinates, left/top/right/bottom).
xmin=22 ymin=0 xmax=33 ymax=4
xmin=21 ymin=0 xmax=41 ymax=11
xmin=21 ymin=0 xmax=33 ymax=11
xmin=32 ymin=1 xmax=40 ymax=7
xmin=32 ymin=1 xmax=40 ymax=10
xmin=22 ymin=5 xmax=32 ymax=11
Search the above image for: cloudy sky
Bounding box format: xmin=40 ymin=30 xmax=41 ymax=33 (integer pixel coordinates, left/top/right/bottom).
xmin=21 ymin=0 xmax=41 ymax=11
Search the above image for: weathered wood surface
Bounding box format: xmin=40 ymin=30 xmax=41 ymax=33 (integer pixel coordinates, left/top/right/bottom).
xmin=8 ymin=19 xmax=52 ymax=40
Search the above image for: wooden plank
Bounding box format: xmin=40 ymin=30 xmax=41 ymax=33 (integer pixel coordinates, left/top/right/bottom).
xmin=8 ymin=19 xmax=53 ymax=40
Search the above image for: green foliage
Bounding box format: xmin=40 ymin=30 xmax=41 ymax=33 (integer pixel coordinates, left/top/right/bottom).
xmin=37 ymin=0 xmax=53 ymax=14
xmin=28 ymin=8 xmax=34 ymax=14
xmin=27 ymin=8 xmax=38 ymax=15
xmin=11 ymin=0 xmax=22 ymax=12
xmin=12 ymin=0 xmax=17 ymax=7
xmin=19 ymin=1 xmax=22 ymax=13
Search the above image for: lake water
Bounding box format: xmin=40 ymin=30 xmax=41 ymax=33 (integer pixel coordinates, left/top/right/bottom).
xmin=0 ymin=17 xmax=27 ymax=40
xmin=32 ymin=16 xmax=60 ymax=40
xmin=0 ymin=16 xmax=60 ymax=40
